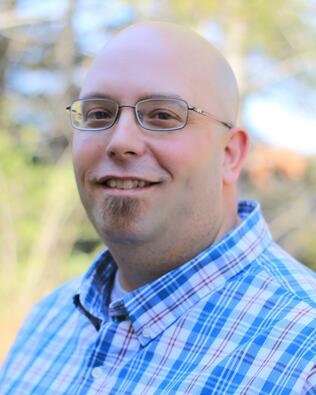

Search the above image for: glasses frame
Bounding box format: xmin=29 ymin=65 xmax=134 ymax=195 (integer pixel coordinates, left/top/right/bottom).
xmin=66 ymin=97 xmax=234 ymax=132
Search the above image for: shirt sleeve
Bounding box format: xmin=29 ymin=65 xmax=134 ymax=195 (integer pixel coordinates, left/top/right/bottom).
xmin=0 ymin=294 xmax=51 ymax=375
xmin=0 ymin=277 xmax=81 ymax=386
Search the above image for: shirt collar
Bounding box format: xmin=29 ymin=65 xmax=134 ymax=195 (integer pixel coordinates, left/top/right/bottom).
xmin=73 ymin=249 xmax=117 ymax=329
xmin=74 ymin=200 xmax=272 ymax=344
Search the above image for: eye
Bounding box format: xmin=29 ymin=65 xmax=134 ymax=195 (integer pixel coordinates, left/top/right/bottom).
xmin=148 ymin=109 xmax=179 ymax=121
xmin=154 ymin=111 xmax=173 ymax=120
xmin=85 ymin=108 xmax=113 ymax=120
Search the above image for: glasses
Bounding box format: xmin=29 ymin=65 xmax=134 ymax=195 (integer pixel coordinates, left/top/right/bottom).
xmin=66 ymin=97 xmax=233 ymax=132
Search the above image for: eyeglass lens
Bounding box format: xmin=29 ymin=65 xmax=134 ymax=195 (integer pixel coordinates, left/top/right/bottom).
xmin=70 ymin=98 xmax=188 ymax=131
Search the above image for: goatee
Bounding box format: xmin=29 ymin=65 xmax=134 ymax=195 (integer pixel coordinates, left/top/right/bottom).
xmin=103 ymin=196 xmax=141 ymax=218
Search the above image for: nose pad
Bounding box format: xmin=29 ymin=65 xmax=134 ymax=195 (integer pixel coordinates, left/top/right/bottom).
xmin=136 ymin=109 xmax=143 ymax=124
xmin=111 ymin=105 xmax=140 ymax=131
xmin=105 ymin=108 xmax=146 ymax=159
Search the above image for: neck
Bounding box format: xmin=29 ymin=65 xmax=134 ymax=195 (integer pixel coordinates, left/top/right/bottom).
xmin=107 ymin=208 xmax=240 ymax=292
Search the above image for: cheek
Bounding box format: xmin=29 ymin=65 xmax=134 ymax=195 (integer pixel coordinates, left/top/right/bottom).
xmin=155 ymin=131 xmax=221 ymax=186
xmin=72 ymin=135 xmax=104 ymax=181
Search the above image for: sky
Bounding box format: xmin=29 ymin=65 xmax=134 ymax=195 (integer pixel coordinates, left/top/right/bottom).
xmin=14 ymin=0 xmax=316 ymax=156
xmin=246 ymin=97 xmax=316 ymax=155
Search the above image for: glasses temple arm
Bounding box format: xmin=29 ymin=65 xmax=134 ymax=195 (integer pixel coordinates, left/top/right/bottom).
xmin=190 ymin=106 xmax=233 ymax=129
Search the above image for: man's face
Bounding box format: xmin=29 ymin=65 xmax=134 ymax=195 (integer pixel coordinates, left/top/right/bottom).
xmin=72 ymin=34 xmax=227 ymax=247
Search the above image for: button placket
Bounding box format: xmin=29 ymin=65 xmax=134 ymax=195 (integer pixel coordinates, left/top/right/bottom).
xmin=142 ymin=327 xmax=152 ymax=338
xmin=91 ymin=366 xmax=103 ymax=379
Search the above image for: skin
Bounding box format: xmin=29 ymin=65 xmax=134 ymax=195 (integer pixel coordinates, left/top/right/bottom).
xmin=72 ymin=22 xmax=249 ymax=291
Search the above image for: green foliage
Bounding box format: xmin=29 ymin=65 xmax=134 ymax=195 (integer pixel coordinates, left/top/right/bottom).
xmin=1 ymin=0 xmax=315 ymax=350
xmin=126 ymin=0 xmax=315 ymax=56
xmin=0 ymin=126 xmax=101 ymax=315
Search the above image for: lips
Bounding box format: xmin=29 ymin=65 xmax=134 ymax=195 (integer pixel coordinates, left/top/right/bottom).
xmin=96 ymin=176 xmax=160 ymax=190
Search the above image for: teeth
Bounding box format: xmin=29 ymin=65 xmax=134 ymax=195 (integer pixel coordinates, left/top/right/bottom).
xmin=105 ymin=179 xmax=151 ymax=189
xmin=138 ymin=181 xmax=146 ymax=188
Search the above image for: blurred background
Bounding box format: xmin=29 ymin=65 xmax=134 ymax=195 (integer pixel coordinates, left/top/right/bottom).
xmin=1 ymin=0 xmax=316 ymax=363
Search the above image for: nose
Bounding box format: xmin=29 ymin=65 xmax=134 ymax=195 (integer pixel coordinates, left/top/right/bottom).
xmin=105 ymin=107 xmax=146 ymax=161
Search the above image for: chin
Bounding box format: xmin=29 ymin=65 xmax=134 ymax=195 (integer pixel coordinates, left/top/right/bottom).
xmin=102 ymin=229 xmax=151 ymax=246
xmin=88 ymin=196 xmax=159 ymax=246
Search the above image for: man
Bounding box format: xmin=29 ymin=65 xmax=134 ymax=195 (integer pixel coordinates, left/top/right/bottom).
xmin=1 ymin=22 xmax=315 ymax=394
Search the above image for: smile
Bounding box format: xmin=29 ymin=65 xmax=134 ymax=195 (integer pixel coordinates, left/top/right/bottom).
xmin=103 ymin=178 xmax=157 ymax=190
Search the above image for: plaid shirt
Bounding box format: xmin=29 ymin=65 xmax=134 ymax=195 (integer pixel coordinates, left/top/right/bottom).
xmin=1 ymin=201 xmax=316 ymax=394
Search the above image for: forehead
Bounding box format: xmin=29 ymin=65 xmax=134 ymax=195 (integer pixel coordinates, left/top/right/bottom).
xmin=81 ymin=35 xmax=208 ymax=104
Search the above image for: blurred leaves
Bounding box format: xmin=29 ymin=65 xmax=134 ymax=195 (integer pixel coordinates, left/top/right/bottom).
xmin=0 ymin=0 xmax=315 ymax=362
xmin=0 ymin=126 xmax=101 ymax=315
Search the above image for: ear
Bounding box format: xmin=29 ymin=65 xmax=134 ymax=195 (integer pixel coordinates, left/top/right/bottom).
xmin=222 ymin=128 xmax=249 ymax=185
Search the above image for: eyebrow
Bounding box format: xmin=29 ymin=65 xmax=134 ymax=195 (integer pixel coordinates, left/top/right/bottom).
xmin=79 ymin=92 xmax=183 ymax=101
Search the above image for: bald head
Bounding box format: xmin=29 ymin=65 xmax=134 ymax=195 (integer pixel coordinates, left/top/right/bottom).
xmin=83 ymin=22 xmax=240 ymax=126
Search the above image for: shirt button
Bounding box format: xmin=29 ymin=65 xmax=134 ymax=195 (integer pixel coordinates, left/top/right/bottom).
xmin=91 ymin=366 xmax=103 ymax=379
xmin=142 ymin=327 xmax=152 ymax=338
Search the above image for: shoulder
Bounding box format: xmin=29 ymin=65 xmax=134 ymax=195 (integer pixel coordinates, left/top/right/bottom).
xmin=0 ymin=276 xmax=82 ymax=376
xmin=258 ymin=241 xmax=316 ymax=308
xmin=23 ymin=275 xmax=83 ymax=328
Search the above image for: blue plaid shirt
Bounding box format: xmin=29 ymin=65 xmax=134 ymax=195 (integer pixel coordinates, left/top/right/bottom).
xmin=1 ymin=201 xmax=316 ymax=394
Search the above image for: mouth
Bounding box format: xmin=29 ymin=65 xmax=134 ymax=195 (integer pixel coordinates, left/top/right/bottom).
xmin=97 ymin=177 xmax=161 ymax=190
